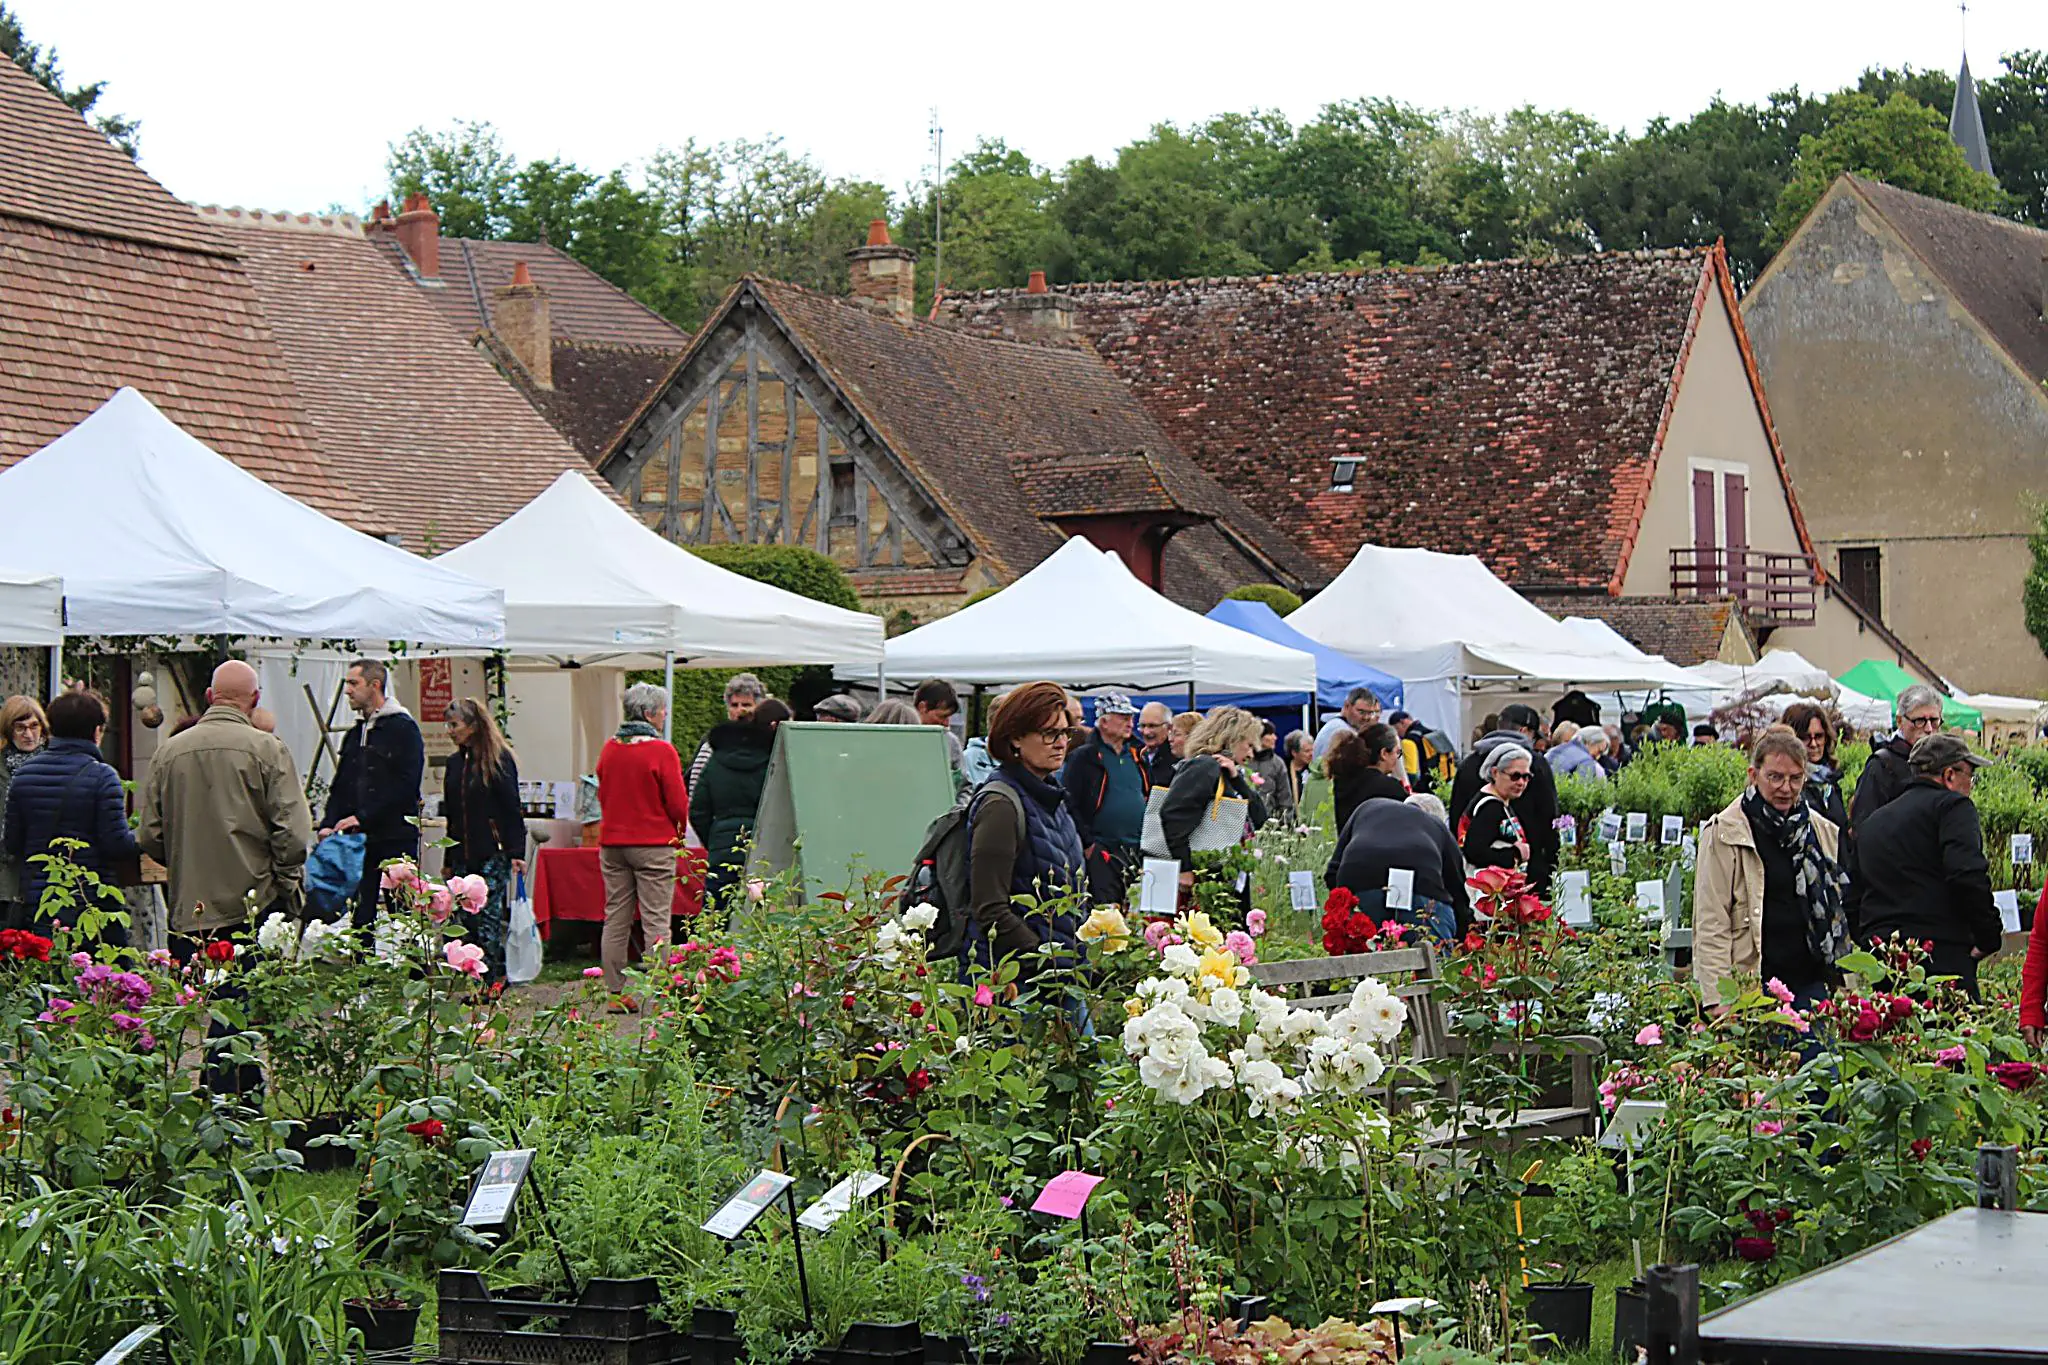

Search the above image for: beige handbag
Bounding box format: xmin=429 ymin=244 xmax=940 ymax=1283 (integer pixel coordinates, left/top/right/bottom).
xmin=1141 ymin=777 xmax=1250 ymax=860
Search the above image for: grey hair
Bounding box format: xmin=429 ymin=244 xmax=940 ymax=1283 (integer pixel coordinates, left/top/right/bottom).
xmin=1896 ymin=683 xmax=1942 ymax=719
xmin=623 ymin=682 xmax=670 ymax=723
xmin=723 ymin=672 xmax=766 ymax=703
xmin=1405 ymin=792 xmax=1448 ymax=825
xmin=1580 ymin=728 xmax=1611 ymax=755
xmin=1481 ymin=743 xmax=1533 ymax=779
xmin=864 ymin=699 xmax=921 ymax=725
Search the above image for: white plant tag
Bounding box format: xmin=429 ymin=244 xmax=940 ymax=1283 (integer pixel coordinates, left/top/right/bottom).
xmin=1635 ymin=878 xmax=1665 ymax=920
xmin=1139 ymin=859 xmax=1180 ymax=918
xmin=1609 ymin=841 xmax=1628 ymax=878
xmin=1559 ymin=870 xmax=1591 ymax=926
xmin=1996 ymin=888 xmax=2022 ymax=934
xmin=2012 ymin=834 xmax=2035 ymax=866
xmin=1385 ymin=867 xmax=1414 ymax=911
xmin=1625 ymin=812 xmax=1648 ymax=843
xmin=1660 ymin=814 xmax=1683 ymax=846
xmin=1288 ymin=870 xmax=1316 ymax=912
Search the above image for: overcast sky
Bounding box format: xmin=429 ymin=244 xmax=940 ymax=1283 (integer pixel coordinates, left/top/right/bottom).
xmin=21 ymin=0 xmax=2039 ymax=215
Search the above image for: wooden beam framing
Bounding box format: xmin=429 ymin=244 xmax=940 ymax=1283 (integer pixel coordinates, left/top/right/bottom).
xmin=744 ymin=344 xmax=761 ymax=543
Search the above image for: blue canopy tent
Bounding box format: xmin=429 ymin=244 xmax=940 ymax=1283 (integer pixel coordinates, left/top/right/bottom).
xmin=1126 ymin=600 xmax=1402 ymax=726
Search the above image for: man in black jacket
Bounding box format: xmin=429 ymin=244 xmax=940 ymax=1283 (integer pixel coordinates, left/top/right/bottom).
xmin=1446 ymin=703 xmax=1559 ymax=892
xmin=1846 ymin=734 xmax=2001 ymax=997
xmin=1061 ymin=692 xmax=1148 ymax=906
xmin=319 ymin=659 xmax=426 ymax=929
xmin=1848 ymin=684 xmax=1945 ymax=831
xmin=1136 ymin=702 xmax=1177 ymax=789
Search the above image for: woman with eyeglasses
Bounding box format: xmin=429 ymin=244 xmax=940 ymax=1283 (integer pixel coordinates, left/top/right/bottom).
xmin=1459 ymin=744 xmax=1532 ymax=873
xmin=1781 ymin=701 xmax=1850 ymax=834
xmin=1849 ymin=684 xmax=1946 ymax=829
xmin=0 ymin=695 xmax=48 ymax=928
xmin=964 ymin=681 xmax=1089 ymax=977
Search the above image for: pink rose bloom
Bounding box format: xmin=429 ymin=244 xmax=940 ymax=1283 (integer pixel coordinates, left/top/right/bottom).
xmin=1635 ymin=1024 xmax=1664 ymax=1047
xmin=746 ymin=879 xmax=767 ymax=902
xmin=1224 ymin=930 xmax=1258 ymax=965
xmin=1754 ymin=1119 xmax=1785 ymax=1137
xmin=451 ymin=874 xmax=490 ymax=913
xmin=1765 ymin=978 xmax=1796 ymax=1005
xmin=583 ymin=966 xmax=605 ymax=979
xmin=443 ymin=941 xmax=486 ymax=977
xmin=1246 ymin=909 xmax=1267 ymax=937
xmin=1775 ymin=1008 xmax=1811 ymax=1034
xmin=1935 ymin=1044 xmax=1967 ymax=1065
xmin=379 ymin=859 xmax=419 ymax=892
xmin=427 ymin=886 xmax=455 ymax=922
xmin=973 ymin=983 xmax=995 ymax=1007
xmin=1142 ymin=920 xmax=1172 ymax=952
xmin=70 ymin=952 xmax=92 ymax=970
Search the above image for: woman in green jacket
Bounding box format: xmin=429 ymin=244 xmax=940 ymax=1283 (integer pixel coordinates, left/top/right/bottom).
xmin=693 ymin=700 xmax=790 ymax=910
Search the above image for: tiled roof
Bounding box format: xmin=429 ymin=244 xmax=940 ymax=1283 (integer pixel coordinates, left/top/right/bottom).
xmin=1006 ymin=450 xmax=1193 ymax=519
xmin=740 ymin=277 xmax=1324 ymax=608
xmin=0 ymin=58 xmax=224 ymax=255
xmin=201 ymin=207 xmax=607 ymax=547
xmin=486 ymin=336 xmax=684 ymax=460
xmin=1527 ymin=594 xmax=1749 ymax=667
xmin=1845 ymin=175 xmax=2048 ymax=383
xmin=941 ymin=250 xmax=1718 ymax=592
xmin=380 ymin=235 xmax=688 ymax=349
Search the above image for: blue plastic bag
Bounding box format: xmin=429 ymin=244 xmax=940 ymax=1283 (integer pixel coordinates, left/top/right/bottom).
xmin=305 ymin=831 xmax=365 ymax=921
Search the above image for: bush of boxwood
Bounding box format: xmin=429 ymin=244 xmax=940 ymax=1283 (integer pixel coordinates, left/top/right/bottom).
xmin=1223 ymin=583 xmax=1303 ymax=615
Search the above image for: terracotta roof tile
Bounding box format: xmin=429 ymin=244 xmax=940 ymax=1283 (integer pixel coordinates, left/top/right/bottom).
xmin=1006 ymin=450 xmax=1192 ymax=519
xmin=380 ymin=235 xmax=688 ymax=349
xmin=941 ymin=250 xmax=1714 ymax=592
xmin=203 ymin=207 xmax=608 ymax=547
xmin=1526 ymin=594 xmax=1748 ymax=667
xmin=0 ymin=59 xmax=225 ymax=255
xmin=486 ymin=336 xmax=685 ymax=460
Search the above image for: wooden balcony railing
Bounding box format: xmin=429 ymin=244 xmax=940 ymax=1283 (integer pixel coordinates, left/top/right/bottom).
xmin=1669 ymin=547 xmax=1817 ymax=626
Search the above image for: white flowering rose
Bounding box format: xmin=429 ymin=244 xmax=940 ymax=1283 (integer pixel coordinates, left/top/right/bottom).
xmin=1160 ymin=943 xmax=1201 ymax=977
xmin=256 ymin=912 xmax=297 ymax=958
xmin=901 ymin=903 xmax=939 ymax=932
xmin=1202 ymin=986 xmax=1244 ymax=1027
xmin=1136 ymin=974 xmax=1191 ymax=1008
xmin=1247 ymin=987 xmax=1288 ymax=1030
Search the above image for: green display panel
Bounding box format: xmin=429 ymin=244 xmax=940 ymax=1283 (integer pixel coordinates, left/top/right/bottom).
xmin=749 ymin=723 xmax=957 ymax=901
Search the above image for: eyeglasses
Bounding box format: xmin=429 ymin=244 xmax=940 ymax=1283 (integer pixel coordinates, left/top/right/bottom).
xmin=1031 ymin=728 xmax=1072 ymax=746
xmin=1500 ymin=771 xmax=1532 ymax=784
xmin=1902 ymin=712 xmax=1942 ymax=729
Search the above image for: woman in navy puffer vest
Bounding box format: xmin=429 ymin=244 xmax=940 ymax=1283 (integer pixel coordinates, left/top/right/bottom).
xmin=3 ymin=689 xmax=137 ymax=938
xmin=962 ymin=682 xmax=1088 ymax=975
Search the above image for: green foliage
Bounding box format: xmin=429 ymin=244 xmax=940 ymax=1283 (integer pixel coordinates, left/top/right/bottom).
xmin=691 ymin=544 xmax=861 ymax=611
xmin=1608 ymin=740 xmax=1750 ymax=824
xmin=2024 ymin=496 xmax=2048 ymax=665
xmin=0 ymin=1 xmax=138 ymax=157
xmin=1223 ymin=583 xmax=1303 ymax=615
xmin=1771 ymin=92 xmax=2008 ymax=246
xmin=961 ymin=585 xmax=1002 ymax=607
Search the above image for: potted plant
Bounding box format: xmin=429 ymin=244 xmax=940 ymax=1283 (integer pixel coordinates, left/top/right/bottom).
xmin=1524 ymin=1147 xmax=1626 ymax=1352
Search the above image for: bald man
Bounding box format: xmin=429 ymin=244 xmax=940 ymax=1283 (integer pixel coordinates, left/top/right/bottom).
xmin=140 ymin=660 xmax=312 ymax=944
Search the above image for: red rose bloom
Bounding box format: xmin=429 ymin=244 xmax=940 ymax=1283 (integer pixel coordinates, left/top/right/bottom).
xmin=908 ymin=1001 xmax=925 ymax=1018
xmin=203 ymin=940 xmax=236 ymax=963
xmin=841 ymin=993 xmax=857 ymax=1011
xmin=1990 ymin=1061 xmax=2040 ymax=1092
xmin=1910 ymin=1138 xmax=1934 ymax=1161
xmin=1733 ymin=1236 xmax=1777 ymax=1262
xmin=1888 ymin=996 xmax=1914 ymax=1021
xmin=404 ymin=1118 xmax=446 ymax=1139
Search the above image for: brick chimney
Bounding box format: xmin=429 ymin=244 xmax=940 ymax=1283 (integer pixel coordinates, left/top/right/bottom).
xmin=494 ymin=261 xmax=552 ymax=389
xmin=393 ymin=192 xmax=441 ymax=279
xmin=847 ymin=219 xmax=915 ymax=321
xmin=366 ymin=199 xmax=394 ymax=235
xmin=1004 ymin=268 xmax=1073 ymax=334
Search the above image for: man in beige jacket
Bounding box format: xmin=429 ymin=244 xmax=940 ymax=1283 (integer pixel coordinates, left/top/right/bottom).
xmin=1692 ymin=725 xmax=1847 ymax=1019
xmin=140 ymin=660 xmax=312 ymax=941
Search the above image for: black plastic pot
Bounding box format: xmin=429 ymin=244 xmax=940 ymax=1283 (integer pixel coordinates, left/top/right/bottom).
xmin=693 ymin=1306 xmax=743 ymax=1365
xmin=344 ymin=1299 xmax=420 ymax=1353
xmin=922 ymin=1335 xmax=970 ymax=1365
xmin=286 ymin=1114 xmax=353 ymax=1172
xmin=1084 ymin=1343 xmax=1134 ymax=1365
xmin=1526 ymin=1281 xmax=1594 ymax=1353
xmin=836 ymin=1321 xmax=922 ymax=1365
xmin=1612 ymin=1282 xmax=1647 ymax=1361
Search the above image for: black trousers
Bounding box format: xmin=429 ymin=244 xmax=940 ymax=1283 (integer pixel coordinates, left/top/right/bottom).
xmin=1085 ymin=843 xmax=1139 ymax=907
xmin=352 ymin=838 xmax=419 ymax=929
xmin=1925 ymin=940 xmax=1982 ymax=1000
xmin=171 ymin=925 xmax=265 ymax=1098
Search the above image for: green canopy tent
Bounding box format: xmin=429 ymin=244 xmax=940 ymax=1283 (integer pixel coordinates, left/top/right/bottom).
xmin=1833 ymin=659 xmax=1982 ymax=730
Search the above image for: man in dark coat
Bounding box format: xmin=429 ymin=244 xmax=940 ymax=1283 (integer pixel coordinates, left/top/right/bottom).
xmin=1447 ymin=703 xmax=1559 ymax=892
xmin=319 ymin=659 xmax=425 ymax=929
xmin=1847 ymin=734 xmax=2002 ymax=997
xmin=1061 ymin=692 xmax=1148 ymax=906
xmin=1136 ymin=701 xmax=1178 ymax=789
xmin=1848 ymin=684 xmax=1946 ymax=831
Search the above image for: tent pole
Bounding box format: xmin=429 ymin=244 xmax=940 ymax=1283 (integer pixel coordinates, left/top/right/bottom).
xmin=663 ymin=651 xmax=675 ymax=715
xmin=1186 ymin=682 xmax=1196 ymax=711
xmin=1302 ymin=700 xmax=1310 ymax=736
xmin=47 ymin=642 xmax=61 ymax=698
xmin=878 ymin=663 xmax=888 ymax=698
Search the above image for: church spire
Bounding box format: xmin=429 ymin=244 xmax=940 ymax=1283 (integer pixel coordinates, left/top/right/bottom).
xmin=1949 ymin=45 xmax=1995 ymax=180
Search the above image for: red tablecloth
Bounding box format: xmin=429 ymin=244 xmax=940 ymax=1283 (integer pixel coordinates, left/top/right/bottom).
xmin=530 ymin=846 xmax=704 ymax=940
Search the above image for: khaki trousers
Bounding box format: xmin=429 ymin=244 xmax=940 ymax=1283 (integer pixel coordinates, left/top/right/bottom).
xmin=599 ymin=845 xmax=675 ymax=992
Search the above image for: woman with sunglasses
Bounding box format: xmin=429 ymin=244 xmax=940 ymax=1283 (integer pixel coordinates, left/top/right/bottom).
xmin=963 ymin=682 xmax=1089 ymax=978
xmin=1460 ymin=744 xmax=1532 ymax=873
xmin=1781 ymin=701 xmax=1850 ymax=834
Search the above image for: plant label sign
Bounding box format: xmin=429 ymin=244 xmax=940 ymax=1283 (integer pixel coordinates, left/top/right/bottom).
xmin=1287 ymin=870 xmax=1317 ymax=912
xmin=1635 ymin=879 xmax=1665 ymax=922
xmin=2012 ymin=834 xmax=2035 ymax=866
xmin=1996 ymin=888 xmax=2023 ymax=935
xmin=461 ymin=1148 xmax=535 ymax=1229
xmin=1660 ymin=814 xmax=1683 ymax=847
xmin=1031 ymin=1170 xmax=1105 ymax=1220
xmin=1625 ymin=812 xmax=1648 ymax=843
xmin=702 ymin=1169 xmax=795 ymax=1241
xmin=1598 ymin=1098 xmax=1669 ymax=1151
xmin=1680 ymin=833 xmax=1697 ymax=870
xmin=1384 ymin=867 xmax=1414 ymax=912
xmin=1608 ymin=841 xmax=1628 ymax=878
xmin=1138 ymin=859 xmax=1180 ymax=918
xmin=1558 ymin=871 xmax=1592 ymax=927
xmin=1598 ymin=810 xmax=1623 ymax=843
xmin=798 ymin=1171 xmax=889 ymax=1233
xmin=1558 ymin=816 xmax=1577 ymax=848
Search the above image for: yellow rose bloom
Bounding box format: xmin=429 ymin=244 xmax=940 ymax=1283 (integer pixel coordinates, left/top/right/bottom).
xmin=1197 ymin=948 xmax=1240 ymax=990
xmin=1079 ymin=906 xmax=1132 ymax=951
xmin=1185 ymin=911 xmax=1224 ymax=950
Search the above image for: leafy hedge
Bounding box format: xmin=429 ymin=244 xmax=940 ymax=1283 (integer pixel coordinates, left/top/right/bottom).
xmin=1223 ymin=583 xmax=1303 ymax=615
xmin=632 ymin=546 xmax=869 ymax=759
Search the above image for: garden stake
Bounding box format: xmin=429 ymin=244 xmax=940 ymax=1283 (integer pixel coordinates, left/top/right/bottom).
xmin=785 ymin=1180 xmax=815 ymax=1330
xmin=1514 ymin=1157 xmax=1543 ymax=1287
xmin=523 ymin=1169 xmax=580 ymax=1300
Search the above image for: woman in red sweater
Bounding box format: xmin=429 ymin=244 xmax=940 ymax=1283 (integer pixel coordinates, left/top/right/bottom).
xmin=2023 ymin=884 xmax=2048 ymax=1047
xmin=595 ymin=682 xmax=690 ymax=1004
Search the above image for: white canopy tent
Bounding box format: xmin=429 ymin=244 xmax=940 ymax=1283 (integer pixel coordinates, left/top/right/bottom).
xmin=435 ymin=471 xmax=886 ymax=672
xmin=1952 ymin=691 xmax=2048 ymax=725
xmin=1286 ymin=545 xmax=1704 ymax=739
xmin=876 ymin=538 xmax=1317 ymax=695
xmin=0 ymin=570 xmax=63 ymax=646
xmin=0 ymin=389 xmax=504 ymax=647
xmin=1688 ymin=650 xmax=1834 ymax=698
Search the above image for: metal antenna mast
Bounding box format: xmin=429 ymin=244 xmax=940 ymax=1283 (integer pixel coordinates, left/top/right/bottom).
xmin=929 ymin=108 xmax=944 ymax=304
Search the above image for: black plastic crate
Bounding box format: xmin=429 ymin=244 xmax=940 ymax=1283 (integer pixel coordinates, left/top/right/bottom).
xmin=690 ymin=1307 xmax=742 ymax=1365
xmin=436 ymin=1270 xmax=687 ymax=1365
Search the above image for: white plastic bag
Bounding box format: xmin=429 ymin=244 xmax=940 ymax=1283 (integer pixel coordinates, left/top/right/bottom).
xmin=505 ymin=873 xmax=542 ymax=984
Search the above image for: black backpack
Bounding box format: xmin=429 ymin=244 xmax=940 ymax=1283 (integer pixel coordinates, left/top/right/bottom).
xmin=903 ymin=781 xmax=1023 ymax=958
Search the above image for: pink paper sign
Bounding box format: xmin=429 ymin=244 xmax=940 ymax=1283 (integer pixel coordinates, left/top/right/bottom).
xmin=1031 ymin=1170 xmax=1104 ymax=1219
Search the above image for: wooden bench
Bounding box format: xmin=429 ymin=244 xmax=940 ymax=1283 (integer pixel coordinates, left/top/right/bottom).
xmin=1248 ymin=942 xmax=1606 ymax=1144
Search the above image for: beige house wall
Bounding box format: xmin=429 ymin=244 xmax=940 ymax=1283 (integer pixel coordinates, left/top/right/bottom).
xmin=1622 ymin=286 xmax=1808 ymax=600
xmin=1743 ymin=181 xmax=2048 ymax=696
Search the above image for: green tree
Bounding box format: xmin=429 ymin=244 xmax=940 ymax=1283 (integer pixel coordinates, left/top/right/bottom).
xmin=2025 ymin=497 xmax=2048 ymax=666
xmin=0 ymin=1 xmax=138 ymax=157
xmin=1771 ymin=91 xmax=2007 ymax=246
xmin=897 ymin=138 xmax=1065 ymax=304
xmin=1983 ymin=50 xmax=2048 ymax=227
xmin=386 ymin=121 xmax=517 ymax=239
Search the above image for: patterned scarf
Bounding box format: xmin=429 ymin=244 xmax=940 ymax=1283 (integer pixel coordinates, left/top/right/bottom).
xmin=615 ymin=720 xmax=661 ymax=742
xmin=1742 ymin=786 xmax=1849 ymax=967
